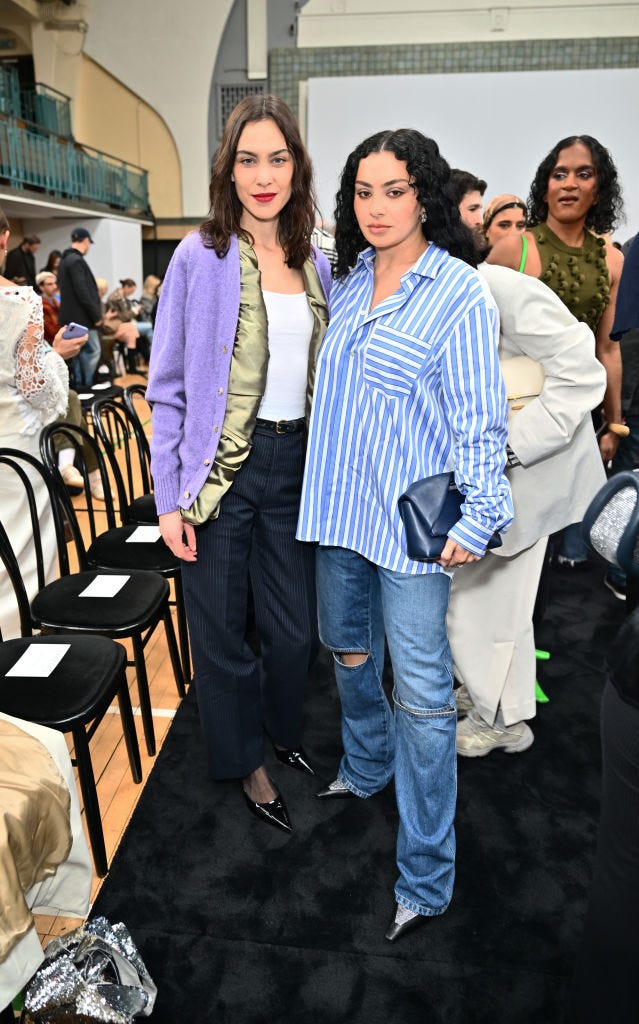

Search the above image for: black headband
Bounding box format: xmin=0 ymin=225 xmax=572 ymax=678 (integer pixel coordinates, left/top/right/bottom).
xmin=484 ymin=201 xmax=527 ymax=230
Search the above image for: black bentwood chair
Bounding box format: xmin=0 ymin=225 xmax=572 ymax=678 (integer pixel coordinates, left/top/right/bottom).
xmin=90 ymin=396 xmax=191 ymax=681
xmin=40 ymin=419 xmax=190 ymax=689
xmin=26 ymin=430 xmax=184 ymax=757
xmin=0 ymin=451 xmax=142 ymax=877
xmin=91 ymin=394 xmax=156 ymax=526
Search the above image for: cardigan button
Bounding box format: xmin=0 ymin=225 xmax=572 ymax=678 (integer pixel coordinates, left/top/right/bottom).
xmin=204 ymin=459 xmax=211 ymax=466
xmin=184 ymin=491 xmax=190 ymax=499
xmin=218 ymin=387 xmax=223 ymax=394
xmin=213 ymin=425 xmax=219 ymax=432
xmin=222 ymin=345 xmax=228 ymax=353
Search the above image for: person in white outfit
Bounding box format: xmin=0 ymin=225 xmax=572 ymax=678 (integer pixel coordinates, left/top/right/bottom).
xmin=0 ymin=207 xmax=70 ymax=639
xmin=447 ymin=263 xmax=607 ymax=755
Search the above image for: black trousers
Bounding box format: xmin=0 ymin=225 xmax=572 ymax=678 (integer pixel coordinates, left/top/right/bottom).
xmin=181 ymin=426 xmax=317 ymax=780
xmin=569 ymin=680 xmax=639 ymax=1022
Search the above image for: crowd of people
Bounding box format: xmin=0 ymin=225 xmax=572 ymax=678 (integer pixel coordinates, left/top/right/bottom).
xmin=1 ymin=90 xmax=638 ymax=1019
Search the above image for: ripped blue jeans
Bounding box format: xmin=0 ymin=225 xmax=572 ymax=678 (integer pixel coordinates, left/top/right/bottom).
xmin=316 ymin=546 xmax=457 ymax=917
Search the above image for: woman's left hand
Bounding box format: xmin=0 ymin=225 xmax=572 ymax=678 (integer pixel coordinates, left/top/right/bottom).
xmin=438 ymin=539 xmax=480 ymax=570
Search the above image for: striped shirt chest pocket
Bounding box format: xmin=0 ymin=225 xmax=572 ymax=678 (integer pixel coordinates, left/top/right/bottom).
xmin=362 ymin=324 xmax=431 ymax=397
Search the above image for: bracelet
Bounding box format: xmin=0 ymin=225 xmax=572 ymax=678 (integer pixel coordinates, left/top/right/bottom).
xmin=605 ymin=422 xmax=630 ymax=438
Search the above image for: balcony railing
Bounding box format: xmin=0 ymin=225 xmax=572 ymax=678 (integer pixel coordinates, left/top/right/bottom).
xmin=0 ymin=116 xmax=150 ymax=214
xmin=21 ymin=83 xmax=73 ymax=138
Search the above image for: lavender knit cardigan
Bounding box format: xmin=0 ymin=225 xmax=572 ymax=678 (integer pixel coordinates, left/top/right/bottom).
xmin=147 ymin=231 xmax=332 ymax=515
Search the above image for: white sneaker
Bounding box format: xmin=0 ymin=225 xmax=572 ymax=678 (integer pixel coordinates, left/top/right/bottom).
xmin=456 ymin=709 xmax=534 ymax=758
xmin=454 ymin=684 xmax=475 ymax=717
xmin=60 ymin=464 xmax=84 ymax=490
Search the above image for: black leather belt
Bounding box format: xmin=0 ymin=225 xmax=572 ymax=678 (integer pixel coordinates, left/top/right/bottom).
xmin=255 ymin=417 xmax=306 ymax=434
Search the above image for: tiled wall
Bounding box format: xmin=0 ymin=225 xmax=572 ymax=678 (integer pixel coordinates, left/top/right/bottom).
xmin=270 ymin=36 xmax=639 ymax=115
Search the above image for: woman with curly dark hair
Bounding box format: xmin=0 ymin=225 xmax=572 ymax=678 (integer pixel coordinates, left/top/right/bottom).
xmin=147 ymin=95 xmax=331 ymax=833
xmin=489 ymin=137 xmax=624 ymax=457
xmin=488 ymin=135 xmax=625 ymax=568
xmin=298 ymin=128 xmax=512 ymax=940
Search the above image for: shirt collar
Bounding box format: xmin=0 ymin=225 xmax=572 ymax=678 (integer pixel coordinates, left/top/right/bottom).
xmin=356 ymin=242 xmax=447 ymax=282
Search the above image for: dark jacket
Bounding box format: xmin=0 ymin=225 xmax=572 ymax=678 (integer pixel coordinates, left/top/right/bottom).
xmin=58 ymin=247 xmax=102 ymax=327
xmin=5 ymin=245 xmax=36 ymax=287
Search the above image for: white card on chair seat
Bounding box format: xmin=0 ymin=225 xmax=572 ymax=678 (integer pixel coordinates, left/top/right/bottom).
xmin=126 ymin=526 xmax=161 ymax=543
xmin=6 ymin=643 xmax=70 ymax=677
xmin=79 ymin=575 xmax=130 ymax=598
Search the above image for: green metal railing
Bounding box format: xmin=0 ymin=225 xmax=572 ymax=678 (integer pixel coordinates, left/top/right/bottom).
xmin=21 ymin=83 xmax=73 ymax=138
xmin=0 ymin=62 xmax=149 ymax=213
xmin=0 ymin=116 xmax=150 ymax=213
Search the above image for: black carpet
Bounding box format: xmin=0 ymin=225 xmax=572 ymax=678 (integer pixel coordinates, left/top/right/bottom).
xmin=92 ymin=560 xmax=626 ymax=1024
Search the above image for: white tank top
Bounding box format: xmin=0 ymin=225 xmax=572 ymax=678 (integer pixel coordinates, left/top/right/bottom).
xmin=258 ymin=290 xmax=313 ymax=421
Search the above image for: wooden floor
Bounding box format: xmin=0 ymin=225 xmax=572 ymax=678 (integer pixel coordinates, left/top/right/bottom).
xmin=32 ymin=371 xmax=183 ymax=949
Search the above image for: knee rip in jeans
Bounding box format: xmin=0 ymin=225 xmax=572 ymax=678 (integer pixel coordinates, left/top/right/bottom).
xmin=393 ymin=689 xmax=455 ymax=719
xmin=333 ymin=650 xmax=369 ymax=668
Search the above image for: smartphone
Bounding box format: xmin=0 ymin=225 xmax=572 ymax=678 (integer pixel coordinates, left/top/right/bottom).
xmin=62 ymin=322 xmax=89 ymax=339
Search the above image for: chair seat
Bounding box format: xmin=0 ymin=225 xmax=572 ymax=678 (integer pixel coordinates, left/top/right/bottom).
xmin=78 ymin=384 xmax=124 ymax=409
xmin=31 ymin=569 xmax=169 ymax=635
xmin=126 ymin=493 xmax=158 ymax=525
xmin=0 ymin=635 xmax=127 ymax=727
xmin=87 ymin=526 xmax=178 ymax=575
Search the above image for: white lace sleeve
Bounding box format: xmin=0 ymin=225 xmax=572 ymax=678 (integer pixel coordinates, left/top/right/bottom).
xmin=13 ymin=290 xmax=68 ymax=429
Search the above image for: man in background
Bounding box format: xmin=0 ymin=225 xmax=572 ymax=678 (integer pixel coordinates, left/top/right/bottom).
xmin=58 ymin=227 xmax=102 ymax=387
xmin=5 ymin=233 xmax=40 ymax=288
xmin=448 ymin=169 xmax=487 ymax=243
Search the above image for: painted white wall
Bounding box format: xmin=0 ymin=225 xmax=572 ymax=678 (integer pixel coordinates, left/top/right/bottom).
xmin=298 ymin=0 xmax=639 ymax=46
xmin=84 ymin=0 xmax=234 ymax=218
xmin=27 ymin=218 xmax=143 ymax=301
xmin=307 ymin=69 xmax=639 ymax=240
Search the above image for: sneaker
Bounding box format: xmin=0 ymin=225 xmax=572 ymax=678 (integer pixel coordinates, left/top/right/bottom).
xmin=454 ymin=683 xmax=475 ymax=717
xmin=554 ymin=554 xmax=591 ymax=571
xmin=60 ymin=464 xmax=84 ymax=494
xmin=603 ymin=570 xmax=626 ymax=601
xmin=456 ymin=709 xmax=534 ymax=758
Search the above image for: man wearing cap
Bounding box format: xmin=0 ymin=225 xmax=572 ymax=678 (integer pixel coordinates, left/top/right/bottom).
xmin=58 ymin=227 xmax=102 ymax=386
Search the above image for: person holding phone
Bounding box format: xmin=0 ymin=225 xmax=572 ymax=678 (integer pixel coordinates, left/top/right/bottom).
xmin=297 ymin=129 xmax=512 ymax=939
xmin=147 ymin=96 xmax=331 ymax=833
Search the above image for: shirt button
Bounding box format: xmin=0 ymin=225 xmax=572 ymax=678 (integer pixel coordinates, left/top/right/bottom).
xmin=204 ymin=459 xmax=211 ymax=466
xmin=184 ymin=491 xmax=190 ymax=499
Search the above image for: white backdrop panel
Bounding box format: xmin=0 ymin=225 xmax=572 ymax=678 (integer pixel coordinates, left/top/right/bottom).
xmin=307 ymin=69 xmax=639 ymax=242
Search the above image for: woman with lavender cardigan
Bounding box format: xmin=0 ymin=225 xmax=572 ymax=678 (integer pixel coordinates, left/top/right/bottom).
xmin=147 ymin=96 xmax=331 ymax=834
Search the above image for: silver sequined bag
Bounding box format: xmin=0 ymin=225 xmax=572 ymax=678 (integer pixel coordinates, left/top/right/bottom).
xmin=23 ymin=918 xmax=156 ymax=1024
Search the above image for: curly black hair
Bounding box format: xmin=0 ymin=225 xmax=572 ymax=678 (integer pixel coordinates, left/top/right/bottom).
xmin=528 ymin=135 xmax=624 ymax=235
xmin=333 ymin=129 xmax=478 ymax=279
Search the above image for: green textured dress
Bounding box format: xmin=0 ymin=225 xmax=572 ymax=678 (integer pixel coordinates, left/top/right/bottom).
xmin=531 ymin=224 xmax=609 ymax=333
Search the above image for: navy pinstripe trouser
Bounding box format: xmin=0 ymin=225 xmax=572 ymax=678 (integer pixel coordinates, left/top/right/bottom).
xmin=181 ymin=425 xmax=317 ymax=779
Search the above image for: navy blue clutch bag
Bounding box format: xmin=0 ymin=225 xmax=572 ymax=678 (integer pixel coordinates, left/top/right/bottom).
xmin=398 ymin=471 xmax=502 ymax=562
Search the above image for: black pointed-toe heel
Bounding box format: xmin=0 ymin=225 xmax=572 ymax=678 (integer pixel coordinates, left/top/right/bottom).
xmin=273 ymin=745 xmax=315 ymax=776
xmin=384 ymin=908 xmax=427 ymax=943
xmin=242 ymin=786 xmax=292 ymax=833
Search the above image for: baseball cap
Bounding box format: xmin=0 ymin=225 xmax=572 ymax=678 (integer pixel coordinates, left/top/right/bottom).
xmin=71 ymin=227 xmax=93 ymax=242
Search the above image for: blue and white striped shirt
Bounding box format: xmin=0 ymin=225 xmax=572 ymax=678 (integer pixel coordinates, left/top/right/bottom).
xmin=297 ymin=244 xmax=513 ymax=574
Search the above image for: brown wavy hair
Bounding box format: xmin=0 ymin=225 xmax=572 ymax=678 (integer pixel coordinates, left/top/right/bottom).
xmin=200 ymin=95 xmax=316 ymax=269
